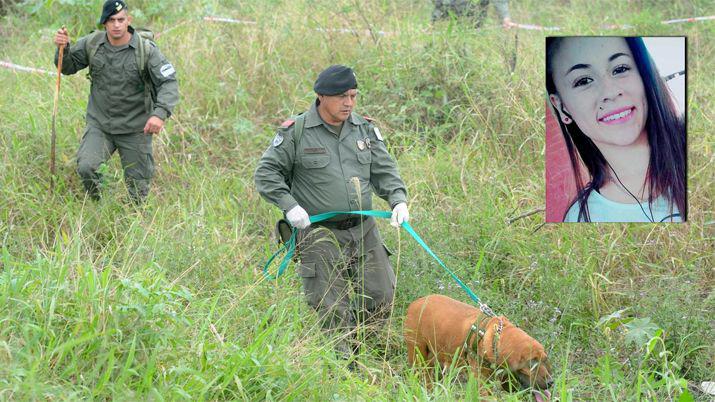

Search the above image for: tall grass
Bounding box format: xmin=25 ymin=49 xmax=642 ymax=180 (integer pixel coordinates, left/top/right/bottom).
xmin=1 ymin=0 xmax=713 ymax=400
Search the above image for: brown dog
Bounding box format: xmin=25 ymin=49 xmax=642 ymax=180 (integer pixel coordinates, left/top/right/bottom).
xmin=405 ymin=294 xmax=553 ymax=399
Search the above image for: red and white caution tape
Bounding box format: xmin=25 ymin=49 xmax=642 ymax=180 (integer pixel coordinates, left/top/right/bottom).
xmin=662 ymin=15 xmax=715 ymax=24
xmin=510 ymin=22 xmax=560 ymax=31
xmin=203 ymin=16 xmax=257 ymax=25
xmin=154 ymin=19 xmax=192 ymax=39
xmin=314 ymin=27 xmax=392 ymax=36
xmin=3 ymin=14 xmax=713 ymax=77
xmin=508 ymin=15 xmax=714 ymax=31
xmin=203 ymin=14 xmax=715 ymax=33
xmin=1 ymin=60 xmax=53 ymax=76
xmin=204 ymin=15 xmax=392 ymax=36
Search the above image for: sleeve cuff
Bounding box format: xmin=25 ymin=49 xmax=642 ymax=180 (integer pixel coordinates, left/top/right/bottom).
xmin=278 ymin=193 xmax=298 ymax=212
xmin=152 ymin=107 xmax=169 ymax=120
xmin=389 ymin=192 xmax=408 ymax=209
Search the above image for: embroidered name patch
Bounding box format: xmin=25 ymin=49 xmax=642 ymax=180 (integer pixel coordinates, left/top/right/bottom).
xmin=303 ymin=147 xmax=326 ymax=154
xmin=160 ymin=64 xmax=175 ymax=77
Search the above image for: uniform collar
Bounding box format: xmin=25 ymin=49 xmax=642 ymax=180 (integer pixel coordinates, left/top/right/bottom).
xmin=95 ymin=31 xmax=108 ymax=46
xmin=305 ymin=100 xmax=358 ymax=129
xmin=127 ymin=26 xmax=139 ymax=48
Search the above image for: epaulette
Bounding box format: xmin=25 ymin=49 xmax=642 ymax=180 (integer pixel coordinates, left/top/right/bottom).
xmin=280 ymin=119 xmax=295 ymax=128
xmin=363 ymin=115 xmax=374 ymax=122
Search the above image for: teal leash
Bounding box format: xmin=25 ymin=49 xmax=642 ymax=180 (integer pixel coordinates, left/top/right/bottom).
xmin=262 ymin=210 xmax=390 ymax=281
xmin=262 ymin=210 xmax=488 ymax=309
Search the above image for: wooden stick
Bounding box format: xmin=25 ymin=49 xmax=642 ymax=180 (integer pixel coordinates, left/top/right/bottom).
xmin=50 ymin=27 xmax=65 ymax=193
xmin=507 ymin=207 xmax=545 ymax=225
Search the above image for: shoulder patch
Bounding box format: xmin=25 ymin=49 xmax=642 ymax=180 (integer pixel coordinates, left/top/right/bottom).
xmin=160 ymin=63 xmax=175 ymax=77
xmin=272 ymin=133 xmax=284 ymax=147
xmin=281 ymin=119 xmax=295 ymax=128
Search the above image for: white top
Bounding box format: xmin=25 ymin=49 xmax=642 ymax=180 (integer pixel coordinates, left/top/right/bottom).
xmin=564 ymin=190 xmax=681 ymax=222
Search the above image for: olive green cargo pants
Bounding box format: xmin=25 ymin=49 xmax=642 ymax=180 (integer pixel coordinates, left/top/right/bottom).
xmin=298 ymin=217 xmax=396 ymax=357
xmin=76 ymin=125 xmax=154 ymax=202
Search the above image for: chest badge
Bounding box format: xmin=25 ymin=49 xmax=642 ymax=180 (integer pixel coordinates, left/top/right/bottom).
xmin=357 ymin=139 xmax=366 ymax=151
xmin=364 ymin=137 xmax=371 ymax=149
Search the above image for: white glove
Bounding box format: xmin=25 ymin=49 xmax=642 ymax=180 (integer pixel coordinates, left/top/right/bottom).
xmin=390 ymin=202 xmax=409 ymax=227
xmin=286 ymin=205 xmax=311 ymax=229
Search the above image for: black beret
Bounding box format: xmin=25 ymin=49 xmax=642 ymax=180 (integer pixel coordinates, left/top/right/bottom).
xmin=313 ymin=65 xmax=358 ymax=96
xmin=99 ymin=0 xmax=128 ymax=25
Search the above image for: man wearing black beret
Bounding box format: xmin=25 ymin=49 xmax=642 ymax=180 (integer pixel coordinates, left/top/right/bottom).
xmin=53 ymin=0 xmax=179 ymax=203
xmin=255 ymin=65 xmax=409 ymax=364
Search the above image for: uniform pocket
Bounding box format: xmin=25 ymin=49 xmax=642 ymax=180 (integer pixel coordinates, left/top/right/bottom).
xmin=90 ymin=58 xmax=105 ymax=84
xmin=357 ymin=151 xmax=372 ymax=164
xmin=141 ymin=135 xmax=153 ymax=154
xmin=141 ymin=137 xmax=155 ymax=179
xmin=299 ymin=262 xmax=316 ymax=278
xmin=125 ymin=62 xmax=143 ymax=89
xmin=301 ymin=155 xmax=330 ymax=169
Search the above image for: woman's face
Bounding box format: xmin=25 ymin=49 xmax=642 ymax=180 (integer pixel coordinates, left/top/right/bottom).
xmin=549 ymin=37 xmax=648 ymax=148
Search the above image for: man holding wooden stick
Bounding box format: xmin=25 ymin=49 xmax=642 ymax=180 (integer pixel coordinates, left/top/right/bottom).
xmin=53 ymin=0 xmax=179 ymax=203
xmin=50 ymin=27 xmax=65 ymax=193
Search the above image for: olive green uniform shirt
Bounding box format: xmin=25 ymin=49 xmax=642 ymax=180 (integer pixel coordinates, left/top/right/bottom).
xmin=54 ymin=27 xmax=179 ymax=134
xmin=255 ymin=102 xmax=408 ymax=218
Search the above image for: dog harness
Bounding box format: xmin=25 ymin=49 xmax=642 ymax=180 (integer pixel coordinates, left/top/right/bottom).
xmin=463 ymin=314 xmax=504 ymax=369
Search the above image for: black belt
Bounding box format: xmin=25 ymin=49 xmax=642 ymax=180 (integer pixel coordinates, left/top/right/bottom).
xmin=316 ymin=215 xmax=368 ymax=230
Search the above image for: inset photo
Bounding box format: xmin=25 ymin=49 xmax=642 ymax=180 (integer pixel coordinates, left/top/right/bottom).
xmin=545 ymin=36 xmax=686 ymax=223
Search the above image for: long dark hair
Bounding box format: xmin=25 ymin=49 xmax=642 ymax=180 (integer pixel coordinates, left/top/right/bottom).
xmin=546 ymin=37 xmax=686 ymax=222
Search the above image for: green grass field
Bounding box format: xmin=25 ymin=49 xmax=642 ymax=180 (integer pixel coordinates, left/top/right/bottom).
xmin=1 ymin=0 xmax=713 ymax=400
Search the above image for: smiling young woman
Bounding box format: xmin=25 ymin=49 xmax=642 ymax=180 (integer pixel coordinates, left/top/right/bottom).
xmin=546 ymin=37 xmax=686 ymax=223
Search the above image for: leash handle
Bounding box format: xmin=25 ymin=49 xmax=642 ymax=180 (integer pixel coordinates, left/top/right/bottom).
xmin=262 ymin=229 xmax=296 ymax=280
xmin=261 ymin=210 xmax=483 ymax=305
